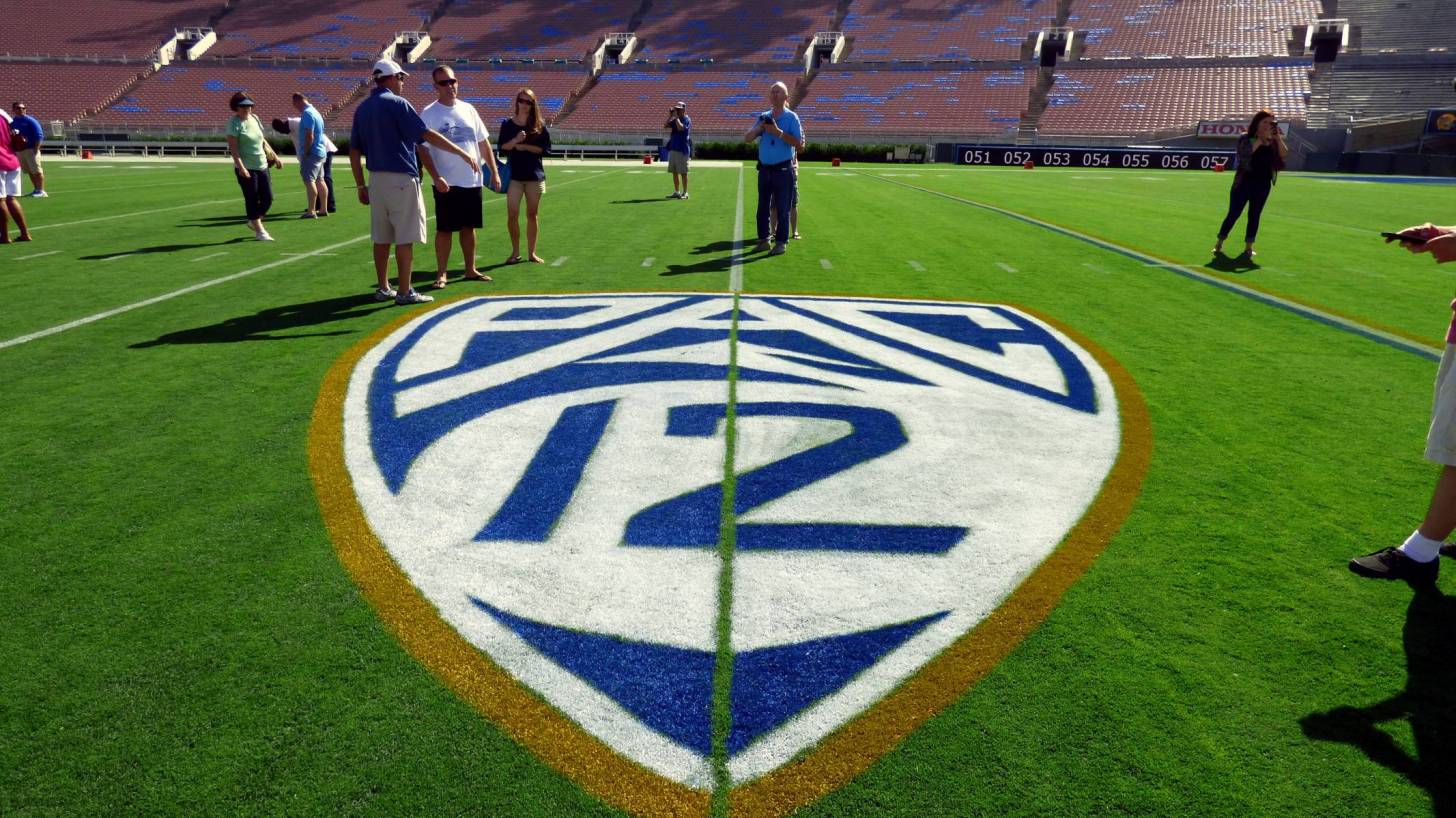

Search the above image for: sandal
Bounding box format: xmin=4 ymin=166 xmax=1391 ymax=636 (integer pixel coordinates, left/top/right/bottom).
xmin=528 ymin=254 xmax=546 ymax=264
xmin=432 ymin=277 xmax=448 ymax=290
xmin=504 ymin=255 xmax=521 ymax=265
xmin=463 ymin=271 xmax=493 ymax=282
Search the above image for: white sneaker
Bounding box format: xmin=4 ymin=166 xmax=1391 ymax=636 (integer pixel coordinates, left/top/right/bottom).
xmin=29 ymin=190 xmax=48 ymax=198
xmin=394 ymin=289 xmax=433 ymax=305
xmin=680 ymin=192 xmax=689 ymax=199
xmin=255 ymin=230 xmax=274 ymax=241
xmin=373 ymin=286 xmax=397 ymax=301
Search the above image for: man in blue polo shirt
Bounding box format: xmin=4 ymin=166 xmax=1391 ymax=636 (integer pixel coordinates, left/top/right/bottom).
xmin=743 ymin=81 xmax=802 ymax=256
xmin=350 ymin=58 xmax=480 ymax=306
xmin=10 ymin=103 xmax=45 ymax=198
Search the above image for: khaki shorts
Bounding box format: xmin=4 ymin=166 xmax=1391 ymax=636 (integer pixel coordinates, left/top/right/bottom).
xmin=369 ymin=171 xmax=427 ymax=245
xmin=508 ymin=178 xmax=545 ymax=196
xmin=1426 ymin=344 xmax=1456 ymax=466
xmin=667 ymin=150 xmax=689 ymax=174
xmin=503 ymin=178 xmax=544 ymax=196
xmin=17 ymin=149 xmax=41 ymax=175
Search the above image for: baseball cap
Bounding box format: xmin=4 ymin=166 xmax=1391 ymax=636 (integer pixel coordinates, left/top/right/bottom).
xmin=372 ymin=58 xmax=409 ymax=78
xmin=673 ymin=101 xmax=686 ymax=109
xmin=233 ymin=95 xmax=256 ymax=108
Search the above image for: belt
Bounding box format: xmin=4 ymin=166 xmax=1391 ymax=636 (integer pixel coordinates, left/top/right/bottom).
xmin=757 ymin=160 xmax=792 ymax=171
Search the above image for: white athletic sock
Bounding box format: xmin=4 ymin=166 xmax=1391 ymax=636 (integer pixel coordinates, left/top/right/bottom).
xmin=1398 ymin=530 xmax=1443 ymax=562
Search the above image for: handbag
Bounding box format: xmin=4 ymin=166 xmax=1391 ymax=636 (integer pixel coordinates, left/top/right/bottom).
xmin=494 ymin=158 xmax=510 ymax=194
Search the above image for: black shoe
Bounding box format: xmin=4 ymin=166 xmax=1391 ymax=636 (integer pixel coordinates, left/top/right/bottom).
xmin=1349 ymin=547 xmax=1438 ymax=583
xmin=1442 ymin=542 xmax=1456 ymax=559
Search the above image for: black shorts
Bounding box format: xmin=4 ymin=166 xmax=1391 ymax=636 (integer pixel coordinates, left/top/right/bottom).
xmin=433 ymin=185 xmax=483 ymax=232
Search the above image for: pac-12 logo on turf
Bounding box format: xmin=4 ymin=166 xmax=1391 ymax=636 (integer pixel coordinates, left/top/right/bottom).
xmin=311 ymin=293 xmax=1147 ymax=816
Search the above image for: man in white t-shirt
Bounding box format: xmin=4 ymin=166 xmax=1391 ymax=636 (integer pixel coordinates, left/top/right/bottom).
xmin=419 ymin=65 xmax=501 ymax=289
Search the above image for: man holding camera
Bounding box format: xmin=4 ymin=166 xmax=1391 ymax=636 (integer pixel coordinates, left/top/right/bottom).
xmin=1350 ymin=223 xmax=1456 ymax=581
xmin=664 ymin=101 xmax=692 ymax=199
xmin=744 ymin=81 xmax=803 ymax=256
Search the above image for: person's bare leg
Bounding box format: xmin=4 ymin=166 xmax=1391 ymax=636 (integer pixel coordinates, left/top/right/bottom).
xmin=461 ymin=228 xmax=488 ymax=279
xmin=394 ymin=244 xmax=414 ymax=294
xmin=1419 ymin=465 xmax=1456 ymax=541
xmin=434 ymin=231 xmax=451 ymax=286
xmin=30 ymin=170 xmax=44 ymax=194
xmin=373 ymin=243 xmax=391 ymax=291
xmin=525 ymin=187 xmax=543 ymax=263
xmin=790 ymin=205 xmax=798 ymax=238
xmin=505 ymin=187 xmax=523 ymax=260
xmin=0 ymin=199 xmax=9 ymax=242
xmin=681 ymin=173 xmax=688 ymax=196
xmin=303 ymin=182 xmax=317 ymax=215
xmin=314 ymin=180 xmax=329 ymax=214
xmin=8 ymin=198 xmax=27 ymax=240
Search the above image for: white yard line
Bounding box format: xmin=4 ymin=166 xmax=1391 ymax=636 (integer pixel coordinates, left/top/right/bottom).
xmin=642 ymin=257 xmax=655 ymax=267
xmin=819 ymin=258 xmax=833 ymax=270
xmin=729 ymin=164 xmax=745 ymax=292
xmin=907 ymin=260 xmax=926 ymax=272
xmin=0 ymin=235 xmax=368 ymax=351
xmin=995 ymin=262 xmax=1018 ymax=273
xmin=190 ymin=252 xmax=229 ymax=263
xmin=15 ymin=250 xmax=60 ymax=261
xmin=1 ymin=171 xmax=617 ymax=352
xmin=99 ymin=254 xmax=134 ymax=263
xmin=550 ymin=256 xmax=568 ymax=267
xmin=1082 ymin=262 xmax=1110 ymax=274
xmin=29 ymin=199 xmax=235 ymax=232
xmin=861 ymin=171 xmax=1443 ymax=361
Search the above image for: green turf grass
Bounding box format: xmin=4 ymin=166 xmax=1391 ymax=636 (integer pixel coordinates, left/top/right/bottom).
xmin=3 ymin=158 xmax=1453 ymax=817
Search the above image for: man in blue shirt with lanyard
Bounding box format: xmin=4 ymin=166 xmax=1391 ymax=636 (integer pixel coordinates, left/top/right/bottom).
xmin=744 ymin=81 xmax=803 ymax=256
xmin=350 ymin=59 xmax=479 ymax=306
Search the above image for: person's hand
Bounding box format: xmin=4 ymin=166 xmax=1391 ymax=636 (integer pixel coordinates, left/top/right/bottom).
xmin=1389 ymin=223 xmax=1444 ymax=249
xmin=237 ymin=167 xmax=250 ymax=180
xmin=488 ymin=172 xmax=501 ymax=192
xmin=271 ymin=156 xmax=283 ymax=169
xmin=764 ymin=120 xmax=782 ymax=137
xmin=1419 ymin=233 xmax=1456 ymax=263
xmin=357 ymin=186 xmax=369 ymax=205
xmin=432 ymin=176 xmax=449 ymax=194
xmin=465 ymin=154 xmax=481 ymax=174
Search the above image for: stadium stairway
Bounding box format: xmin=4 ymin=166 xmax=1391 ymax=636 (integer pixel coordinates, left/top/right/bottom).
xmin=1017 ymin=67 xmax=1057 ymax=143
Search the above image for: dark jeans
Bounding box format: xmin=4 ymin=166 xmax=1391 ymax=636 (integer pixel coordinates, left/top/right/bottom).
xmin=1218 ymin=177 xmax=1272 ymax=244
xmin=235 ymin=168 xmax=273 ymax=220
xmin=323 ymin=153 xmax=336 ymax=212
xmin=756 ymin=162 xmax=794 ymax=244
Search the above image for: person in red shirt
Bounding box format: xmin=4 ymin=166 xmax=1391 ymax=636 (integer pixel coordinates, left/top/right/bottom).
xmin=0 ymin=109 xmax=31 ymax=242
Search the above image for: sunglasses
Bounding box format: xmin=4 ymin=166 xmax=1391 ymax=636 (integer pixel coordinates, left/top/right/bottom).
xmin=516 ymin=98 xmax=534 ymax=106
xmin=435 ymin=78 xmax=457 ymax=86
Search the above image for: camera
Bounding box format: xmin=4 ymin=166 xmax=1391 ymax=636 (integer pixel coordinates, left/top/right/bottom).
xmin=759 ymin=114 xmax=772 ymax=124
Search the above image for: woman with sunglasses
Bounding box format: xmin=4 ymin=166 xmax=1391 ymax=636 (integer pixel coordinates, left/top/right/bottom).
xmin=498 ymin=88 xmax=552 ymax=264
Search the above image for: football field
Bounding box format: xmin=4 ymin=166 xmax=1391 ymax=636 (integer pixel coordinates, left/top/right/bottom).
xmin=4 ymin=156 xmax=1456 ymax=817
